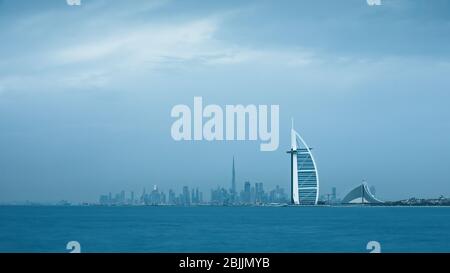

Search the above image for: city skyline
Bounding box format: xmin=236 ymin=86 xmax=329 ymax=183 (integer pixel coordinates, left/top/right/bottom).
xmin=1 ymin=144 xmax=448 ymax=204
xmin=97 ymin=181 xmax=289 ymax=206
xmin=3 ymin=152 xmax=449 ymax=206
xmin=98 ymin=156 xmax=288 ymax=206
xmin=4 ymin=155 xmax=446 ymax=206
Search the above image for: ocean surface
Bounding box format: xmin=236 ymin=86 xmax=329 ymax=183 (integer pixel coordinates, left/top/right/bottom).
xmin=0 ymin=206 xmax=449 ymax=253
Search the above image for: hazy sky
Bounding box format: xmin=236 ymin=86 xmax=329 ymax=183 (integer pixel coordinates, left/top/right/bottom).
xmin=1 ymin=0 xmax=450 ymax=203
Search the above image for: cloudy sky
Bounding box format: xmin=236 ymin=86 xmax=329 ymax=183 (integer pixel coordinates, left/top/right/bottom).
xmin=1 ymin=0 xmax=450 ymax=202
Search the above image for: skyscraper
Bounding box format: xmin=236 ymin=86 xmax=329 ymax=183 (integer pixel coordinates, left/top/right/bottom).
xmin=255 ymin=182 xmax=264 ymax=203
xmin=287 ymin=121 xmax=320 ymax=205
xmin=130 ymin=191 xmax=135 ymax=205
xmin=140 ymin=188 xmax=146 ymax=204
xmin=231 ymin=156 xmax=236 ymax=202
xmin=243 ymin=181 xmax=251 ymax=204
xmin=195 ymin=188 xmax=200 ymax=204
xmin=168 ymin=189 xmax=176 ymax=205
xmin=120 ymin=190 xmax=126 ymax=204
xmin=331 ymin=187 xmax=337 ymax=201
xmin=182 ymin=186 xmax=190 ymax=206
xmin=150 ymin=185 xmax=161 ymax=205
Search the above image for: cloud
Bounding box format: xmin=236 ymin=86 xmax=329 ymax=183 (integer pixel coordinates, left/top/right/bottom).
xmin=367 ymin=0 xmax=382 ymax=6
xmin=5 ymin=1 xmax=399 ymax=94
xmin=0 ymin=4 xmax=317 ymax=93
xmin=60 ymin=18 xmax=218 ymax=65
xmin=50 ymin=14 xmax=316 ymax=72
xmin=66 ymin=0 xmax=81 ymax=6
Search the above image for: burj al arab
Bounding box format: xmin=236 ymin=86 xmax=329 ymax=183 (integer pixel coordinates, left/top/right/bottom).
xmin=287 ymin=121 xmax=320 ymax=205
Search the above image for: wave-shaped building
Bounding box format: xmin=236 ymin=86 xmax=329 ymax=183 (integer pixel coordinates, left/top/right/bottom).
xmin=287 ymin=123 xmax=319 ymax=205
xmin=341 ymin=183 xmax=383 ymax=204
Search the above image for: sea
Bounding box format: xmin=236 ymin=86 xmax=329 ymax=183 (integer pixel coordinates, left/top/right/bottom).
xmin=0 ymin=206 xmax=449 ymax=253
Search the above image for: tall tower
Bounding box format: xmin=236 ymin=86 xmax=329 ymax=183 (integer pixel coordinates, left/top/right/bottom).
xmin=287 ymin=120 xmax=320 ymax=205
xmin=231 ymin=156 xmax=236 ymax=201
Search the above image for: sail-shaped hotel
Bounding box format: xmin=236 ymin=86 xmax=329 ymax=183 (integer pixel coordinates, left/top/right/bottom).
xmin=288 ymin=122 xmax=320 ymax=205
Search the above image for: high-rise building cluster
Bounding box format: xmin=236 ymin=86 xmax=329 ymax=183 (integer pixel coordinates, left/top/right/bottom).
xmin=98 ymin=157 xmax=288 ymax=206
xmin=210 ymin=182 xmax=288 ymax=205
xmin=99 ymin=185 xmax=204 ymax=206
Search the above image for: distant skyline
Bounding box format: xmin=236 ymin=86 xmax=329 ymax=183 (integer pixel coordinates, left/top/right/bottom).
xmin=1 ymin=0 xmax=450 ymax=203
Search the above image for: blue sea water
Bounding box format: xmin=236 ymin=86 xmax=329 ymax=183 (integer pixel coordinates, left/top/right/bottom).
xmin=0 ymin=206 xmax=449 ymax=253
